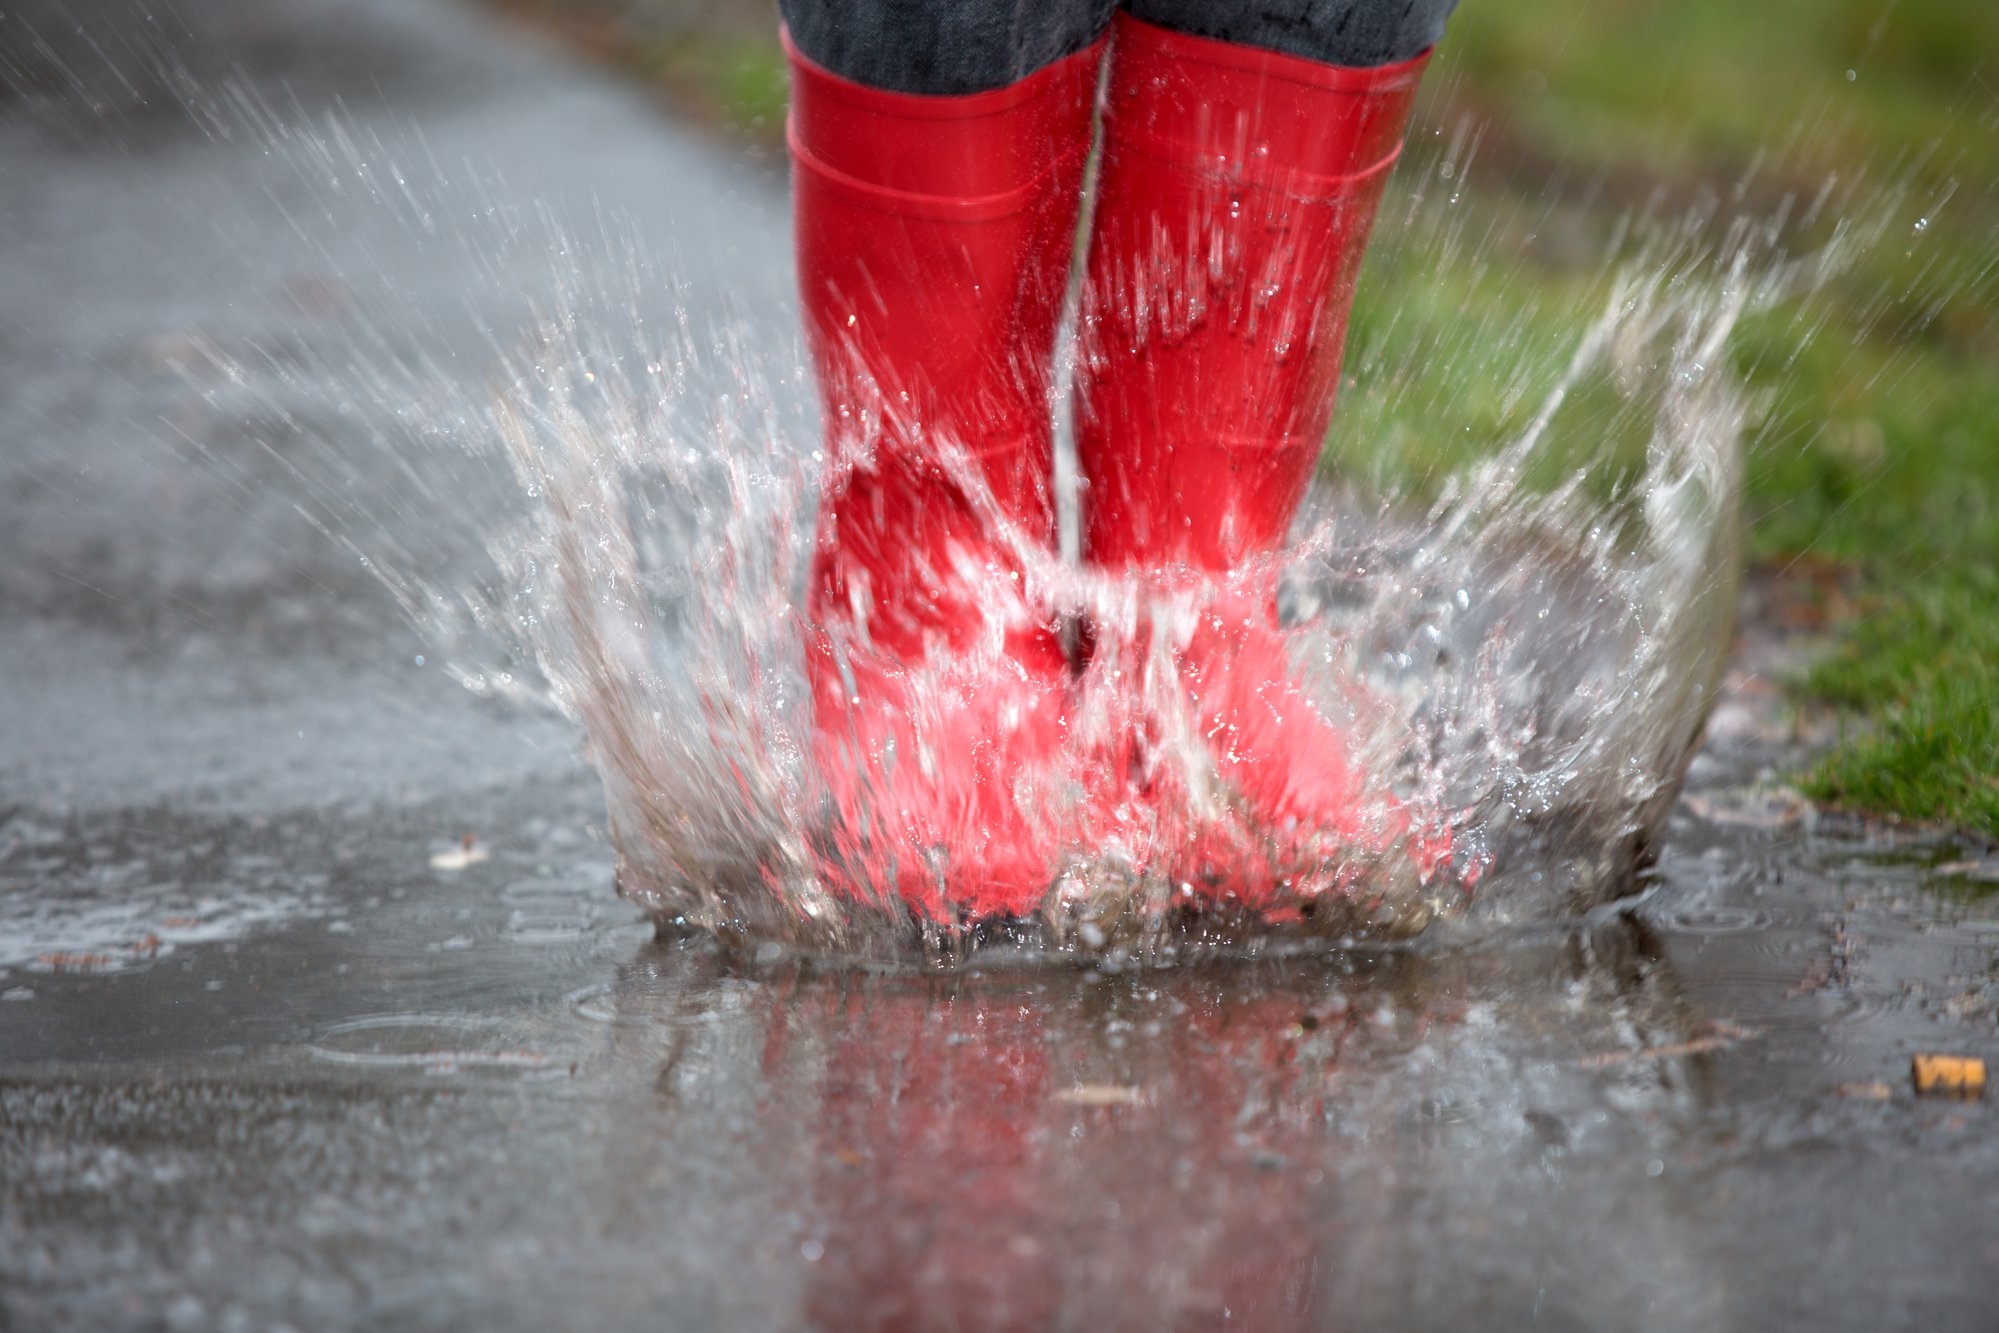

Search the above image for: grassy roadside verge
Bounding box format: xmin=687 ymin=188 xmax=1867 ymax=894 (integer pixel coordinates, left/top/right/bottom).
xmin=1431 ymin=0 xmax=1999 ymax=839
xmin=483 ymin=0 xmax=1999 ymax=838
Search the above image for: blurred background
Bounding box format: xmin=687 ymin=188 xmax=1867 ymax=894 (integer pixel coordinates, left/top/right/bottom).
xmin=486 ymin=0 xmax=1999 ymax=837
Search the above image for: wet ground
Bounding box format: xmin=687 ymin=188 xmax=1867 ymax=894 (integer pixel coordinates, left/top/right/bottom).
xmin=4 ymin=1 xmax=1999 ymax=1328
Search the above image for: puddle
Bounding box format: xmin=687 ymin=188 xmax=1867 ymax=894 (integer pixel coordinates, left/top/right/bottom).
xmin=3 ymin=771 xmax=1997 ymax=1329
xmin=0 ymin=811 xmax=337 ymax=977
xmin=307 ymin=1014 xmax=571 ymax=1076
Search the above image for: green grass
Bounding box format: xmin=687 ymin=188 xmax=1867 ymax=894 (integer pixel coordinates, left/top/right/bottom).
xmin=491 ymin=0 xmax=1999 ymax=836
xmin=1804 ymin=568 xmax=1999 ymax=832
xmin=1442 ymin=0 xmax=1999 ymax=189
xmin=1416 ymin=0 xmax=1999 ymax=836
xmin=1336 ymin=192 xmax=1667 ymax=511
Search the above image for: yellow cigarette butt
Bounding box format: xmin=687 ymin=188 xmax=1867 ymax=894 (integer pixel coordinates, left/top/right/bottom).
xmin=1911 ymin=1053 xmax=1986 ymax=1096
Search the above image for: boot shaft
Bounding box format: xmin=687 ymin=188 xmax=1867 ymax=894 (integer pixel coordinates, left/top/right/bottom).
xmin=1075 ymin=14 xmax=1426 ymax=572
xmin=788 ymin=31 xmax=1101 ymax=519
xmin=787 ymin=32 xmax=1102 ymax=664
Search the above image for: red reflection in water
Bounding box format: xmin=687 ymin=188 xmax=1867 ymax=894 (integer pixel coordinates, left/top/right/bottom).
xmin=764 ymin=968 xmax=1402 ymax=1331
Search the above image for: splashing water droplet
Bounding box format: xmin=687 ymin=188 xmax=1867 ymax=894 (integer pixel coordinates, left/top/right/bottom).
xmin=189 ymin=91 xmax=1892 ymax=964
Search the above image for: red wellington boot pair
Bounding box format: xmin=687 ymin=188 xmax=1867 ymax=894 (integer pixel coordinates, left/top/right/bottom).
xmin=788 ymin=15 xmax=1429 ymax=921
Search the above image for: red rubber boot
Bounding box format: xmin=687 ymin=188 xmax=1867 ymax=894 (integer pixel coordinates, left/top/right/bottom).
xmin=787 ymin=32 xmax=1104 ymax=920
xmin=1072 ymin=15 xmax=1432 ymax=904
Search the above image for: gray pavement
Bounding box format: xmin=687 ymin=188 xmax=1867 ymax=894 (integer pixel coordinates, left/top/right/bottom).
xmin=0 ymin=0 xmax=791 ymax=816
xmin=3 ymin=2 xmax=1998 ymax=1329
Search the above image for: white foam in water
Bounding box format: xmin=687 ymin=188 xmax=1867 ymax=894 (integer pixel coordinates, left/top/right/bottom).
xmin=147 ymin=71 xmax=1886 ymax=963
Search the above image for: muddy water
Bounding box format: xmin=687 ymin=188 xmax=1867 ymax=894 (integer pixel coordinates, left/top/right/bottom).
xmin=5 ymin=754 xmax=1999 ymax=1330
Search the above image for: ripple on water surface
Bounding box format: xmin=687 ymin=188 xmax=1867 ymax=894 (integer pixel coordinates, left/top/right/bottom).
xmin=306 ymin=1013 xmax=576 ymax=1078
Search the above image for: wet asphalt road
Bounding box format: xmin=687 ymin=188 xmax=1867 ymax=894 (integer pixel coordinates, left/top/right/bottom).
xmin=4 ymin=1 xmax=1999 ymax=1329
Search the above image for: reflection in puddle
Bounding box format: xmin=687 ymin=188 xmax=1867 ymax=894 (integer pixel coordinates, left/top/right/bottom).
xmin=604 ymin=916 xmax=1731 ymax=1328
xmin=6 ymin=796 xmax=1999 ymax=1329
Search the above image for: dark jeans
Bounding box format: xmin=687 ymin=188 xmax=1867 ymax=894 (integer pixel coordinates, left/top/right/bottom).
xmin=778 ymin=0 xmax=1460 ymax=95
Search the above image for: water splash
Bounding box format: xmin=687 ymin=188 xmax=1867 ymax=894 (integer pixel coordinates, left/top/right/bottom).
xmin=27 ymin=29 xmax=1890 ymax=963
xmin=480 ymin=172 xmax=1856 ymax=962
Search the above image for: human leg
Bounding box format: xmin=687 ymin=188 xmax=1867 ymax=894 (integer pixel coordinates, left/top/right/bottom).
xmin=779 ymin=0 xmax=1113 ymax=96
xmin=1125 ymin=0 xmax=1457 ymax=68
